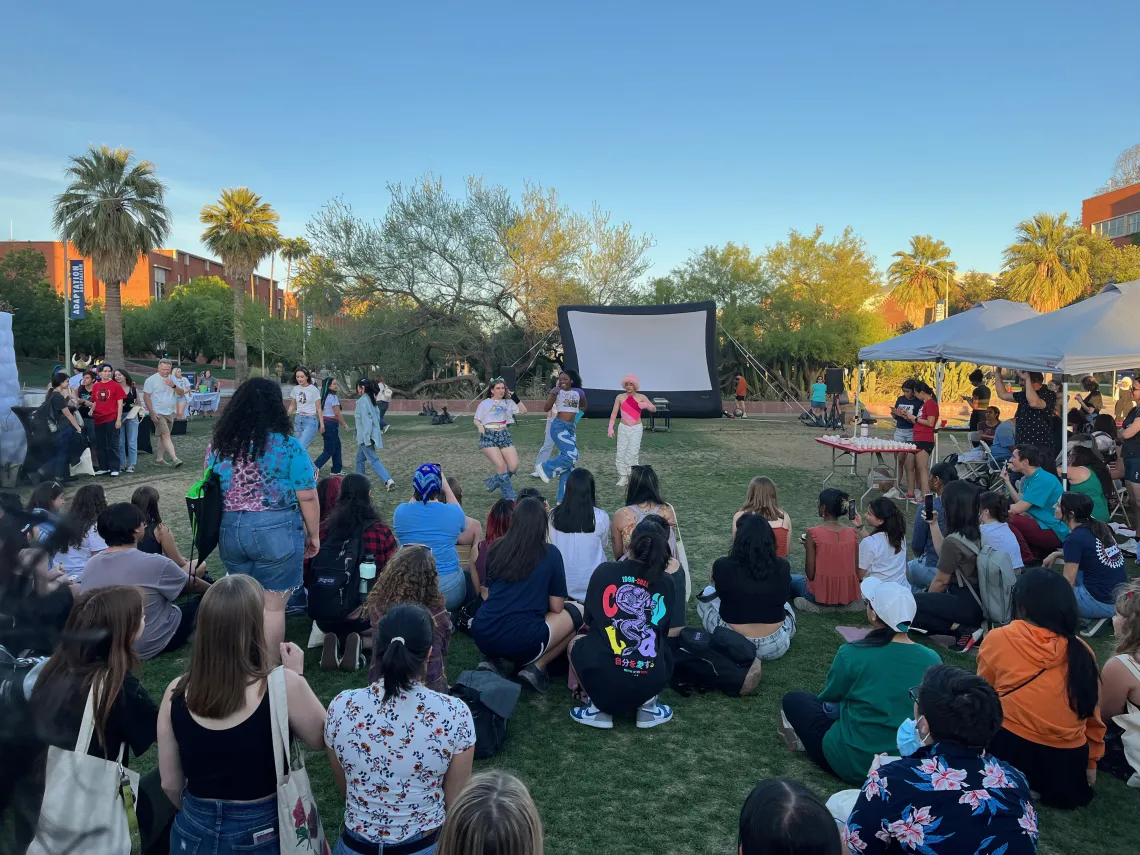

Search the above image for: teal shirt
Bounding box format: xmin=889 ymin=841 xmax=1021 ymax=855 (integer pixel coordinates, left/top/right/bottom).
xmin=811 ymin=383 xmax=828 ymax=403
xmin=1020 ymin=468 xmax=1068 ymax=539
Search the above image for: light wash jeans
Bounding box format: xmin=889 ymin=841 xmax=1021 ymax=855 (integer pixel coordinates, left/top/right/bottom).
xmin=356 ymin=443 xmax=392 ymax=482
xmin=439 ymin=570 xmax=467 ymax=611
xmin=294 ymin=414 xmax=320 ymax=449
xmin=542 ymin=419 xmax=579 ymax=501
xmin=1074 ymin=571 xmax=1116 ymax=620
xmin=118 ymin=417 xmax=138 ymax=468
xmin=789 ymin=573 xmax=815 ymax=602
xmin=697 ymin=587 xmax=797 ymax=661
xmin=907 ymin=557 xmax=938 ymax=593
xmin=533 ymin=418 xmax=556 ymax=472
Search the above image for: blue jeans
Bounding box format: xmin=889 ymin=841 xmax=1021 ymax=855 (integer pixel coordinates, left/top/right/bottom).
xmin=220 ymin=508 xmax=305 ymax=592
xmin=376 ymin=400 xmax=390 ymax=430
xmin=294 ymin=414 xmax=320 ymax=449
xmin=170 ymin=791 xmax=279 ymax=855
xmin=907 ymin=557 xmax=938 ymax=593
xmin=356 ymin=443 xmax=392 ymax=482
xmin=314 ymin=419 xmax=342 ymax=472
xmin=789 ymin=573 xmax=815 ymax=602
xmin=542 ymin=419 xmax=579 ymax=501
xmin=439 ymin=570 xmax=467 ymax=611
xmin=1073 ymin=572 xmax=1116 ymax=620
xmin=119 ymin=417 xmax=138 ymax=468
xmin=52 ymin=425 xmax=75 ymax=479
xmin=334 ymin=827 xmax=437 ymax=855
xmin=697 ymin=590 xmax=797 ymax=661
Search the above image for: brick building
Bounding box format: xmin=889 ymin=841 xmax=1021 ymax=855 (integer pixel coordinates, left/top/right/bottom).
xmin=1082 ymin=183 xmax=1140 ymax=246
xmin=0 ymin=240 xmax=283 ymax=316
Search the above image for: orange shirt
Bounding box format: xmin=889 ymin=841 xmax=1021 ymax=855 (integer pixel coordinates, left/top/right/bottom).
xmin=735 ymin=377 xmax=747 ymax=397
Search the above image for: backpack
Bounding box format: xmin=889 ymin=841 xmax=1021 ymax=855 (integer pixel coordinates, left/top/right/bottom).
xmin=306 ymin=530 xmax=365 ymax=622
xmin=185 ymin=463 xmax=223 ymax=565
xmin=947 ymin=533 xmax=1015 ymax=630
xmin=449 ymin=671 xmax=520 ymax=760
xmin=668 ymin=626 xmax=761 ymax=697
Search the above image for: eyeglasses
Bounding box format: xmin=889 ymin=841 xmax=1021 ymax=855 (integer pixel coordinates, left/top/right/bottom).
xmin=908 ymin=685 xmax=922 ymax=704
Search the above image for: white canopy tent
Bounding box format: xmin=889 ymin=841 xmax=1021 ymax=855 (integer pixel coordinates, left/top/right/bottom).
xmin=854 ymin=300 xmax=1039 ymax=459
xmin=938 ymin=279 xmax=1140 ymax=474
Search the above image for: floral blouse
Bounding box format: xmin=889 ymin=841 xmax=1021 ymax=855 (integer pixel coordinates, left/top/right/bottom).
xmin=324 ymin=681 xmax=475 ymax=844
xmin=843 ymin=742 xmax=1038 ymax=855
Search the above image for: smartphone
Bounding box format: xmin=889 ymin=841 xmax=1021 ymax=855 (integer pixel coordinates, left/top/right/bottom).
xmin=924 ymin=493 xmax=935 ymax=521
xmin=848 ymin=502 xmax=858 ymax=521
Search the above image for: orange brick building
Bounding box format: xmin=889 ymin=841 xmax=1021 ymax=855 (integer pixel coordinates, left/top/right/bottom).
xmin=1082 ymin=183 xmax=1140 ymax=246
xmin=0 ymin=240 xmax=284 ymax=316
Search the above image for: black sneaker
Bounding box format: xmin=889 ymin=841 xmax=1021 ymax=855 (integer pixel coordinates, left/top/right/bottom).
xmin=952 ymin=627 xmax=982 ymax=652
xmin=477 ymin=657 xmax=506 ymax=677
xmin=517 ymin=664 xmax=550 ymax=693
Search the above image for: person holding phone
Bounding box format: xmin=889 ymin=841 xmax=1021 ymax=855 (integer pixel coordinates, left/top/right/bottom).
xmin=909 ymin=381 xmax=939 ymax=499
xmin=889 ymin=379 xmax=923 ymax=498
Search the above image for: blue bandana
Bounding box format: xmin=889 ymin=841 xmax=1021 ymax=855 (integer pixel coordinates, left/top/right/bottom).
xmin=413 ymin=463 xmax=442 ymax=503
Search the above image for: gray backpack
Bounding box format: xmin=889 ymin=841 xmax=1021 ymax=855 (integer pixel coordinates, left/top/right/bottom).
xmin=947 ymin=534 xmax=1016 ymax=630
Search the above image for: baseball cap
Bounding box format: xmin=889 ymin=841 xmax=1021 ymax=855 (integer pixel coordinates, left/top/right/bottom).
xmin=860 ymin=578 xmax=917 ymax=633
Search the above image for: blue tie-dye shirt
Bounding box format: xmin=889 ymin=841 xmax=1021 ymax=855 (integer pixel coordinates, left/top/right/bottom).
xmin=205 ymin=433 xmax=316 ymax=512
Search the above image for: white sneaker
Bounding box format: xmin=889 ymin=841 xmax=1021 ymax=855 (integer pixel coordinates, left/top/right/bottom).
xmin=382 ymin=424 xmax=390 ymax=434
xmin=883 ymin=487 xmax=902 ymax=500
xmin=307 ymin=621 xmax=326 ymax=649
xmin=636 ymin=697 xmax=673 ymax=729
xmin=617 ymin=476 xmax=629 ymax=487
xmin=571 ymin=704 xmax=614 ymax=729
xmin=530 ymin=470 xmax=541 ymax=479
xmin=110 ymin=471 xmax=120 ymax=478
xmin=385 ymin=479 xmax=396 ymax=492
xmin=536 ymin=467 xmax=550 ymax=484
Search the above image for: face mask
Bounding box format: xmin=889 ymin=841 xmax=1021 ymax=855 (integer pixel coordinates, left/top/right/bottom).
xmin=897 ymin=718 xmax=927 ymax=757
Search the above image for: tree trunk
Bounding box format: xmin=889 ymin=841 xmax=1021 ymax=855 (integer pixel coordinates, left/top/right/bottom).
xmin=104 ymin=279 xmax=125 ymax=368
xmin=232 ymin=282 xmax=249 ymax=384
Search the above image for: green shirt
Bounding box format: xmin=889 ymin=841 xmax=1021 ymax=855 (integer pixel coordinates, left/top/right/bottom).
xmin=1069 ymin=472 xmax=1110 ymax=523
xmin=820 ymin=640 xmax=942 ymax=784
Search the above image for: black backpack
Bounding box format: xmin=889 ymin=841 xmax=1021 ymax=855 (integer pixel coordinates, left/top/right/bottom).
xmin=449 ymin=683 xmax=508 ymax=759
xmin=669 ymin=626 xmax=760 ymax=697
xmin=306 ymin=530 xmax=364 ymax=622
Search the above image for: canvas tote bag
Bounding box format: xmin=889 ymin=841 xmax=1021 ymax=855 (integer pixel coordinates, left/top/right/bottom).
xmin=268 ymin=666 xmax=330 ymax=855
xmin=667 ymin=503 xmax=692 ymax=601
xmin=28 ymin=685 xmax=141 ymax=855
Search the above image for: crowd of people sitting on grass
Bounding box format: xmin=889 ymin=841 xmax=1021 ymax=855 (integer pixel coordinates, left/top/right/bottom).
xmin=3 ymin=374 xmax=1140 ymax=854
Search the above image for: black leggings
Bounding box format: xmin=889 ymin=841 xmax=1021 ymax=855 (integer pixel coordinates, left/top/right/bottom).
xmin=988 ymin=727 xmax=1093 ymax=809
xmin=911 ymin=585 xmax=983 ymax=635
xmin=781 ymin=691 xmax=837 ymax=776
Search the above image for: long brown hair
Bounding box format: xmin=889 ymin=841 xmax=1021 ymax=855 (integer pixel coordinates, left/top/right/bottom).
xmin=366 ymin=546 xmax=445 ymax=617
xmin=1115 ymin=580 xmax=1140 ymax=659
xmin=740 ymin=475 xmax=783 ymax=521
xmin=33 ymin=587 xmax=144 ymax=755
xmin=173 ymin=575 xmax=269 ymax=718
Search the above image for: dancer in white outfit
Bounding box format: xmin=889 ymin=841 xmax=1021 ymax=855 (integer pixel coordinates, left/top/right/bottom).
xmin=607 ymin=374 xmax=656 ymax=487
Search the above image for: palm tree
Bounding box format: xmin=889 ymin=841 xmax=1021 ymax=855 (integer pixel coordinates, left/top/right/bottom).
xmin=1001 ymin=213 xmax=1091 ymax=312
xmin=887 ymin=235 xmax=957 ymax=324
xmin=279 ymin=237 xmax=312 ymax=318
xmin=51 ymin=146 xmax=171 ymax=367
xmin=200 ymin=188 xmax=280 ymax=383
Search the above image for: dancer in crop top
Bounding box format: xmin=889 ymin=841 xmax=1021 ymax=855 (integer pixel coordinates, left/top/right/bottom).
xmin=607 ymin=373 xmax=656 ymax=488
xmin=537 ymin=370 xmax=586 ymax=501
xmin=474 ymin=378 xmax=527 ymax=500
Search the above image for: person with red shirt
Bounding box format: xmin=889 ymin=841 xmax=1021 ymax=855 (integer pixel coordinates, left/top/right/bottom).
xmin=91 ymin=363 xmax=126 ymax=476
xmin=909 ymin=381 xmax=939 ymax=500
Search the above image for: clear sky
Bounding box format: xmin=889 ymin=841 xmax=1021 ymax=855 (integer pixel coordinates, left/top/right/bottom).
xmin=2 ymin=1 xmax=1138 ymax=282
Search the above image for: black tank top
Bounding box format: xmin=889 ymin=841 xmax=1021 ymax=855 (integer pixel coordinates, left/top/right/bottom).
xmin=170 ymin=689 xmax=278 ymax=800
xmin=138 ymin=523 xmax=162 ymax=556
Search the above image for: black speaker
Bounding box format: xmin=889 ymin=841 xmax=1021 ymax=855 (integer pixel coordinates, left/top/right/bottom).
xmin=825 ymin=368 xmax=845 ymax=395
xmin=498 ymin=366 xmax=518 ymax=391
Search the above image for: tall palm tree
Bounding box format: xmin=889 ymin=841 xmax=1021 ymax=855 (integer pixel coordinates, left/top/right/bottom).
xmin=279 ymin=237 xmax=312 ymax=318
xmin=51 ymin=146 xmax=171 ymax=367
xmin=1001 ymin=213 xmax=1091 ymax=312
xmin=887 ymin=235 xmax=957 ymax=324
xmin=200 ymin=188 xmax=280 ymax=383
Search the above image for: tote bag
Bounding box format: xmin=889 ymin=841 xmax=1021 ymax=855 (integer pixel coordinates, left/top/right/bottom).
xmin=28 ymin=685 xmax=141 ymax=855
xmin=667 ymin=504 xmax=692 ymax=601
xmin=268 ymin=667 xmax=330 ymax=855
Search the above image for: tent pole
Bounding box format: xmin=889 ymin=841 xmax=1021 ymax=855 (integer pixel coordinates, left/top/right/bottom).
xmin=935 ymin=361 xmax=944 ymax=462
xmin=854 ymin=362 xmax=862 ymax=433
xmin=1061 ymin=380 xmax=1069 ymax=485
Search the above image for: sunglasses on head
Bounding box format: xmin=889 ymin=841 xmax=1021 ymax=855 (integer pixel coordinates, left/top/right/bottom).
xmin=401 ymin=543 xmax=434 ymax=554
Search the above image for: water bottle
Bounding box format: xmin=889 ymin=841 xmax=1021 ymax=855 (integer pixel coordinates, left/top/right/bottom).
xmin=359 ymin=553 xmax=377 ymax=595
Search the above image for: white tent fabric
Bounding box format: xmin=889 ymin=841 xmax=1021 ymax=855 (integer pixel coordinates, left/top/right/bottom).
xmin=858 ymin=300 xmax=1039 ymax=363
xmin=939 ymin=280 xmax=1140 ymax=373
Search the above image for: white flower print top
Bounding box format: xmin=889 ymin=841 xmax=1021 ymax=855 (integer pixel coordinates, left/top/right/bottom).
xmin=324 ymin=681 xmax=475 ymax=844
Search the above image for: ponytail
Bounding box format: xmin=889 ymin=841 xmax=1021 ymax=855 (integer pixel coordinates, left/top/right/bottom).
xmin=1059 ymin=491 xmax=1117 ymax=551
xmin=818 ymin=488 xmax=849 ymax=521
xmin=319 ymin=377 xmax=334 ymax=413
xmin=373 ymin=604 xmax=433 ymax=702
xmin=868 ymin=497 xmax=905 ymax=553
xmin=1064 ymin=633 xmax=1101 ymax=721
xmin=979 ymin=491 xmax=1011 ymax=523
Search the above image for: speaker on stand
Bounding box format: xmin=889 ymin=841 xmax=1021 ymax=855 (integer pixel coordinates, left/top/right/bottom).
xmin=825 ymin=368 xmax=845 ymax=396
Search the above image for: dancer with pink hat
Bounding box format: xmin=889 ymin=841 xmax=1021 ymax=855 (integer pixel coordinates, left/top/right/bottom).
xmin=607 ymin=374 xmax=657 ymax=487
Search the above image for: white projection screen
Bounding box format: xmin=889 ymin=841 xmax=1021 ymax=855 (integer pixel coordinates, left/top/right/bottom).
xmin=558 ymin=302 xmax=721 ymax=418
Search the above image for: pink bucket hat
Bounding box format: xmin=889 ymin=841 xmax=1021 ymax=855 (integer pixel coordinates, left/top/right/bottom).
xmin=622 ymin=373 xmax=640 ymax=391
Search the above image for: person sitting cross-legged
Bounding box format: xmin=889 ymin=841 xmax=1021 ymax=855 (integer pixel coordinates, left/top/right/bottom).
xmin=842 ymin=664 xmax=1039 ymax=855
xmin=779 ymin=578 xmax=941 ymax=785
xmin=790 ymin=488 xmax=862 ymax=612
xmin=1043 ymin=492 xmax=1127 ymax=623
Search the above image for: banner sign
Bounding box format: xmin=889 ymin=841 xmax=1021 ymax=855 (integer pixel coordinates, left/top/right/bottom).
xmin=305 ymin=312 xmax=314 ymax=338
xmin=68 ymin=260 xmax=85 ymax=320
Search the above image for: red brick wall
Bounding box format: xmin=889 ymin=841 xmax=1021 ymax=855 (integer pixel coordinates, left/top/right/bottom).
xmin=1082 ymin=185 xmax=1140 ymax=247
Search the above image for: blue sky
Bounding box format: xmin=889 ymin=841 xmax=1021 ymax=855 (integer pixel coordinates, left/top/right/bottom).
xmin=2 ymin=1 xmax=1138 ymax=282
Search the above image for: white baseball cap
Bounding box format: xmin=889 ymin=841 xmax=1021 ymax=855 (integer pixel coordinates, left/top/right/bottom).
xmin=860 ymin=578 xmax=917 ymax=633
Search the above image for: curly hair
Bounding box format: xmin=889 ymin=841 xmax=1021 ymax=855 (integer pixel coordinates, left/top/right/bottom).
xmin=365 ymin=546 xmax=445 ymax=618
xmin=64 ymin=484 xmax=107 ymax=549
xmin=210 ymin=377 xmax=292 ymax=462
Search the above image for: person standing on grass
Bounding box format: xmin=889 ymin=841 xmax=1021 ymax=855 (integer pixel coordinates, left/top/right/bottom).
xmin=158 ymin=575 xmax=327 ymax=854
xmin=143 ymin=359 xmax=184 ymax=468
xmin=80 ymin=502 xmax=210 ymax=659
xmin=889 ymin=378 xmax=922 ymax=500
xmin=287 ymin=366 xmax=323 ymax=450
xmin=114 ymin=369 xmax=139 ymax=474
xmin=325 ymin=604 xmax=475 ymax=855
xmin=374 ymin=373 xmax=393 ymax=433
xmin=90 ymin=363 xmax=125 ymax=476
xmin=810 ymin=375 xmax=828 ymax=416
xmin=607 ymin=373 xmax=655 ymax=487
xmin=994 ymin=369 xmax=1057 ymax=458
xmin=206 ymin=377 xmax=320 ymax=667
xmin=171 ymin=367 xmax=192 ymax=420
xmin=354 ymin=378 xmax=397 ymax=491
xmin=536 ymin=370 xmax=586 ymax=502
xmin=470 ymin=497 xmax=582 ymax=693
xmin=779 ymin=578 xmax=941 ymax=785
xmin=908 ymin=380 xmax=938 ymax=499
xmin=37 ymin=372 xmax=82 ymax=483
xmin=314 ymin=377 xmax=347 ymax=474
xmin=735 ymin=373 xmax=749 ymax=417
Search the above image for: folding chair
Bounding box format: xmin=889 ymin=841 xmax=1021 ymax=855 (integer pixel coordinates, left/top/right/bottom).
xmin=1110 ymin=482 xmax=1132 ymax=528
xmin=1081 ymin=619 xmax=1109 ymax=638
xmin=958 ymin=440 xmax=1002 ymax=490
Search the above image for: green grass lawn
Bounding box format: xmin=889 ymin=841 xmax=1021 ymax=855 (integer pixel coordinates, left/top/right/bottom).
xmin=48 ymin=415 xmax=1137 ymax=855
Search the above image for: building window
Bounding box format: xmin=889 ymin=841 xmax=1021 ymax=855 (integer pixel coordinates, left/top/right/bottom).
xmin=177 ymin=274 xmax=182 ymax=285
xmin=204 ymin=260 xmax=210 ymax=271
xmin=1129 ymin=212 xmax=1140 ymax=236
xmin=276 ymin=295 xmax=284 ymax=316
xmin=153 ymin=268 xmax=167 ymax=301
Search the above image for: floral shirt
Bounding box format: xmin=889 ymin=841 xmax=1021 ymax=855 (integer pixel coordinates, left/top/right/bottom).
xmin=843 ymin=742 xmax=1038 ymax=855
xmin=324 ymin=681 xmax=475 ymax=844
xmin=205 ymin=433 xmax=316 ymax=512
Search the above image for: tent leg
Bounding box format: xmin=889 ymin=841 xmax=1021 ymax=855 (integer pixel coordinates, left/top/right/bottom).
xmin=1061 ymin=381 xmax=1068 ymax=485
xmin=934 ymin=361 xmax=944 ymax=462
xmin=854 ymin=363 xmax=862 ymax=431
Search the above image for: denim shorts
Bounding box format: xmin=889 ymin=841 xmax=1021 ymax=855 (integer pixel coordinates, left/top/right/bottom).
xmin=893 ymin=427 xmax=914 ymax=443
xmin=479 ymin=428 xmax=513 ymax=449
xmin=220 ymin=508 xmax=305 ymax=592
xmin=1126 ymin=458 xmax=1140 ymax=484
xmin=170 ymin=792 xmax=279 ymax=854
xmin=696 ymin=592 xmax=797 ymax=661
